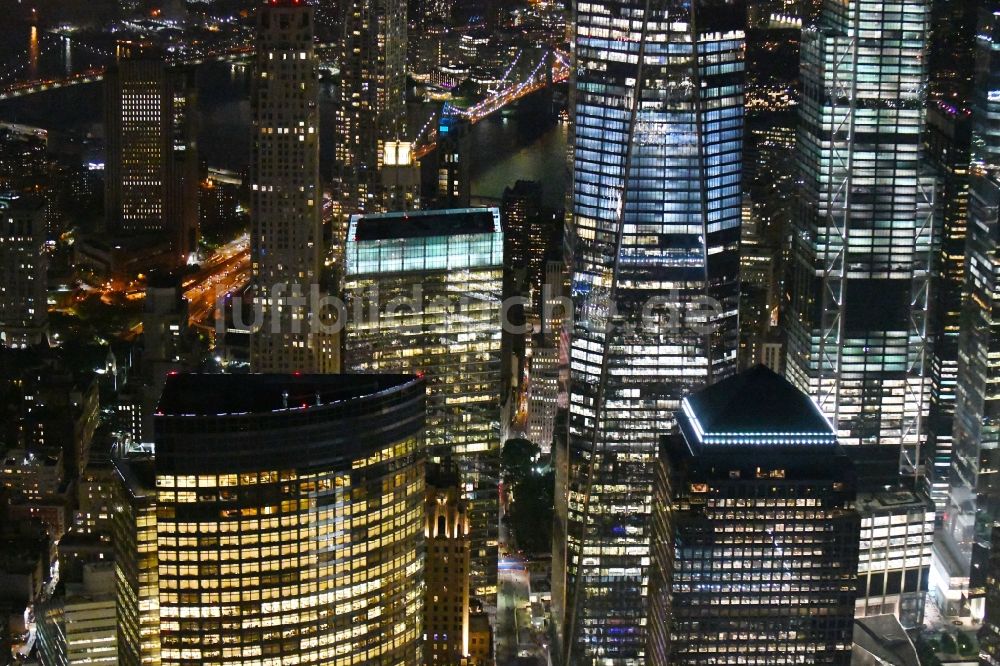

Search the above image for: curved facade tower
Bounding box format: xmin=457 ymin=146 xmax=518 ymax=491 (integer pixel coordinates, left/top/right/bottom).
xmin=561 ymin=0 xmax=744 ymax=662
xmin=117 ymin=373 xmax=427 ymax=665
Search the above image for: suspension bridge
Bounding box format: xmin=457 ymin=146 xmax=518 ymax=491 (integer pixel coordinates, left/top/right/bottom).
xmin=0 ymin=29 xmax=256 ymax=101
xmin=412 ymin=47 xmax=570 ymax=159
xmin=0 ymin=26 xmax=570 ymax=163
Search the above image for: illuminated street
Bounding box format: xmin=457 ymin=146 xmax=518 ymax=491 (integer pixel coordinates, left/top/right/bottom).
xmin=182 ymin=235 xmax=251 ymax=329
xmin=497 ymin=491 xmax=550 ymax=666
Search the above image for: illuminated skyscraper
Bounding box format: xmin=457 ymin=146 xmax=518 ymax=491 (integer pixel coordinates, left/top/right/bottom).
xmin=527 ymin=344 xmax=559 ymax=453
xmin=928 ymin=0 xmax=978 ymax=106
xmin=104 ymin=52 xmax=198 ymax=266
xmin=936 ymin=157 xmax=1000 ymax=614
xmin=921 ymin=0 xmax=978 ymax=518
xmin=971 ymin=6 xmax=1000 ymax=173
xmin=249 ymin=1 xmax=333 ymax=373
xmin=115 ymin=373 xmax=427 ymax=665
xmin=113 ymin=458 xmax=158 ymax=666
xmin=342 ymin=208 xmax=503 ymax=603
xmin=501 ymin=180 xmax=562 ymax=314
xmin=742 ymin=0 xmax=801 ymax=371
xmin=649 ymin=366 xmax=859 ymax=665
xmin=333 ymin=0 xmax=413 ymax=219
xmin=932 ymin=5 xmax=1000 ymax=620
xmin=785 ymin=0 xmax=934 ymax=467
xmin=0 ymin=194 xmax=47 ymax=347
xmin=561 ymin=0 xmax=744 ymax=661
xmin=923 ymin=103 xmax=971 ymax=516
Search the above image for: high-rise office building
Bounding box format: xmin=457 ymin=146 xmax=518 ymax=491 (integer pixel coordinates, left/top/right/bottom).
xmin=738 ymin=197 xmax=780 ymax=369
xmin=526 ymin=343 xmax=559 ymax=453
xmin=113 ymin=457 xmax=158 ymax=666
xmin=333 ymin=0 xmax=412 ymax=218
xmin=343 ymin=208 xmax=503 ymax=603
xmin=648 ymin=366 xmax=859 ymax=665
xmin=922 ymin=0 xmax=979 ymax=519
xmin=0 ymin=194 xmax=47 ymax=348
xmin=249 ymin=0 xmax=333 ymax=374
xmin=560 ymin=0 xmax=744 ymax=661
xmin=501 ymin=180 xmax=542 ymax=304
xmin=785 ymin=0 xmax=934 ymax=470
xmin=971 ymin=4 xmax=1000 ymax=173
xmin=115 ymin=373 xmax=428 ymax=665
xmin=933 ymin=5 xmax=1000 ymax=620
xmin=742 ymin=2 xmax=801 ymax=371
xmin=116 ymin=274 xmax=199 ymax=450
xmin=141 ymin=275 xmax=190 ymax=375
xmin=923 ymin=102 xmax=971 ymax=517
xmin=935 ymin=174 xmax=1000 ymax=618
xmin=500 ymin=180 xmax=562 ymax=314
xmin=104 ymin=51 xmax=198 ymax=266
xmin=928 ymin=0 xmax=978 ymax=106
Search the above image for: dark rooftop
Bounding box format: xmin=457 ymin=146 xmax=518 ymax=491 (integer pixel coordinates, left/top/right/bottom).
xmin=157 ymin=373 xmax=419 ymax=417
xmin=353 ymin=208 xmax=497 ymax=241
xmin=145 ymin=271 xmax=183 ymax=290
xmin=685 ymin=365 xmax=833 ymax=435
xmin=852 ymin=615 xmax=919 ymax=666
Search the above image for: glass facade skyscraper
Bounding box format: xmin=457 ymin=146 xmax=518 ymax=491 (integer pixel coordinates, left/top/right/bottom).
xmin=931 ymin=5 xmax=1000 ymax=620
xmin=561 ymin=0 xmax=744 ymax=661
xmin=939 ymin=176 xmax=1000 ymax=619
xmin=922 ymin=0 xmax=977 ymax=517
xmin=923 ymin=102 xmax=971 ymax=517
xmin=114 ymin=458 xmax=159 ymax=666
xmin=342 ymin=208 xmax=504 ymax=603
xmin=971 ymin=7 xmax=1000 ymax=174
xmin=785 ymin=0 xmax=934 ymax=468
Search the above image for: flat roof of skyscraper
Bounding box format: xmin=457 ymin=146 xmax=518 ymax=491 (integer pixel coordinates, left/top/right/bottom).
xmin=351 ymin=208 xmax=497 ymax=241
xmin=683 ymin=365 xmax=833 ymax=438
xmin=157 ymin=373 xmax=419 ymax=417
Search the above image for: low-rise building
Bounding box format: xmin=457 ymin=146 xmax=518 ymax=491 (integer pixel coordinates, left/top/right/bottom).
xmin=36 ymin=561 xmax=117 ymax=666
xmin=856 ymin=489 xmax=935 ymax=628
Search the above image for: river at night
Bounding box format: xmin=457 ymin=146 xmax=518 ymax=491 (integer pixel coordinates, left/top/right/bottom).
xmin=0 ymin=55 xmax=568 ymax=210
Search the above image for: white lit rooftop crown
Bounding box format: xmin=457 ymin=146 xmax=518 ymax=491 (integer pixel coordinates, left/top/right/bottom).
xmin=680 ymin=365 xmax=837 ymax=447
